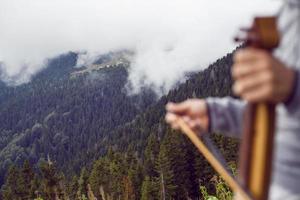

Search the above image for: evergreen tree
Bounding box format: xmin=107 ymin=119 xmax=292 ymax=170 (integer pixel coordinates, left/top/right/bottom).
xmin=141 ymin=176 xmax=156 ymax=200
xmin=89 ymin=159 xmax=109 ymax=198
xmin=20 ymin=160 xmax=36 ymax=199
xmin=2 ymin=165 xmax=21 ymax=200
xmin=39 ymin=159 xmax=61 ymax=200
xmin=78 ymin=167 xmax=89 ymax=199
xmin=108 ymin=152 xmax=124 ymax=199
xmin=67 ymin=175 xmax=79 ymax=200
xmin=144 ymin=134 xmax=160 ymax=178
xmin=155 ymin=129 xmax=200 ymax=199
xmin=155 ymin=141 xmax=177 ymax=200
xmin=126 ymin=151 xmax=143 ymax=199
xmin=165 ymin=130 xmax=200 ymax=199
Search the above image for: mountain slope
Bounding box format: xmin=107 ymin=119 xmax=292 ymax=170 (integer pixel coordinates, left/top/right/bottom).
xmin=0 ymin=51 xmax=156 ymax=183
xmin=0 ymin=49 xmax=239 ymax=200
xmin=106 ymin=52 xmax=235 ymax=154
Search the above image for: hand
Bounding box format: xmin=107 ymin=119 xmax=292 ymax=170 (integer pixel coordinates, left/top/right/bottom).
xmin=165 ymin=99 xmax=209 ymax=134
xmin=232 ymin=48 xmax=296 ymax=103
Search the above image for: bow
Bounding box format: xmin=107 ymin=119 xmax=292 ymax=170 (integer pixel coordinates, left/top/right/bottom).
xmin=177 ymin=17 xmax=280 ymax=200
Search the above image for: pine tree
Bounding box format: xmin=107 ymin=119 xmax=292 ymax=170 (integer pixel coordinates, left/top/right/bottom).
xmin=39 ymin=159 xmax=61 ymax=200
xmin=156 ymin=129 xmax=200 ymax=199
xmin=89 ymin=159 xmax=108 ymax=198
xmin=2 ymin=165 xmax=21 ymax=200
xmin=67 ymin=175 xmax=79 ymax=200
xmin=108 ymin=152 xmax=125 ymax=199
xmin=141 ymin=176 xmax=156 ymax=200
xmin=167 ymin=131 xmax=200 ymax=199
xmin=155 ymin=141 xmax=177 ymax=200
xmin=144 ymin=134 xmax=160 ymax=178
xmin=126 ymin=151 xmax=143 ymax=199
xmin=20 ymin=160 xmax=36 ymax=199
xmin=77 ymin=167 xmax=89 ymax=199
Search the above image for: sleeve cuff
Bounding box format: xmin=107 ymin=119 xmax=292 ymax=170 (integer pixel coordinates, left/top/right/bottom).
xmin=205 ymin=97 xmax=227 ymax=134
xmin=205 ymin=97 xmax=245 ymax=137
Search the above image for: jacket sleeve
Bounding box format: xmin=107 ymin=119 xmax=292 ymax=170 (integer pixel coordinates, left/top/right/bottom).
xmin=206 ymin=97 xmax=246 ymax=138
xmin=284 ymin=69 xmax=300 ymax=115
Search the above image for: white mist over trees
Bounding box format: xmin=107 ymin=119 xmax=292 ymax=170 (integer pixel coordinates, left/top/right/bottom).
xmin=0 ymin=0 xmax=280 ymax=93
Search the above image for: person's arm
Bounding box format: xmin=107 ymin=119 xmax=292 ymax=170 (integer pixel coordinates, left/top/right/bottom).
xmin=165 ymin=97 xmax=246 ymax=138
xmin=206 ymin=97 xmax=246 ymax=138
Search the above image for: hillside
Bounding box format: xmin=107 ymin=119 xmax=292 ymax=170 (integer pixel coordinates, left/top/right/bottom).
xmin=0 ymin=51 xmax=156 ymax=183
xmin=0 ymin=50 xmax=239 ymax=199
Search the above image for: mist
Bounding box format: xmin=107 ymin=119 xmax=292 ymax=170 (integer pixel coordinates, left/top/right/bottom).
xmin=0 ymin=0 xmax=281 ymax=93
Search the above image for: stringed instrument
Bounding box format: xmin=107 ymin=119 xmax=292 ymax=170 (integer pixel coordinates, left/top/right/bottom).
xmin=176 ymin=16 xmax=280 ymax=200
xmin=236 ymin=17 xmax=279 ymax=200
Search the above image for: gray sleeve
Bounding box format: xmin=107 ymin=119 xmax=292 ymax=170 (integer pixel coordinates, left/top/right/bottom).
xmin=206 ymin=97 xmax=246 ymax=138
xmin=284 ymin=70 xmax=300 ymax=115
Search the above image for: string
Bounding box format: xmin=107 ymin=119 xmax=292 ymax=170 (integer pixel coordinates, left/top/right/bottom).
xmin=176 ymin=118 xmax=253 ymax=200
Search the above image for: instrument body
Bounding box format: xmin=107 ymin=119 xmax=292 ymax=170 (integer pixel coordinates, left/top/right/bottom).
xmin=238 ymin=17 xmax=279 ymax=200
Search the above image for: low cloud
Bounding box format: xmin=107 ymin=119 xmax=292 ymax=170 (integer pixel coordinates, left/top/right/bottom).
xmin=0 ymin=0 xmax=281 ymax=93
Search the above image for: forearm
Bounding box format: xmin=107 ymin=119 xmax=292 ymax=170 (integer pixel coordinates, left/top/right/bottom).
xmin=206 ymin=97 xmax=246 ymax=137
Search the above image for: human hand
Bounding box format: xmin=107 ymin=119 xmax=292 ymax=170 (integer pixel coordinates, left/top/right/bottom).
xmin=232 ymin=48 xmax=296 ymax=103
xmin=165 ymin=99 xmax=209 ymax=134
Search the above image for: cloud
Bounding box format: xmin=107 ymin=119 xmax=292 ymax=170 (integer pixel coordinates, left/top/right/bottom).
xmin=0 ymin=0 xmax=281 ymax=92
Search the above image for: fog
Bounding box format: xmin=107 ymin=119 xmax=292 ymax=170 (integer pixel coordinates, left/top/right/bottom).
xmin=0 ymin=0 xmax=281 ymax=93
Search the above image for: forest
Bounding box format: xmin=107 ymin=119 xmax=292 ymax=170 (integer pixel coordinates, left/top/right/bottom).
xmin=0 ymin=50 xmax=239 ymax=199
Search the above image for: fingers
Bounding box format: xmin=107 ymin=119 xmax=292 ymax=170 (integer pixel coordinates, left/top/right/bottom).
xmin=165 ymin=113 xmax=180 ymax=129
xmin=166 ymin=99 xmax=207 ymax=117
xmin=242 ymin=84 xmax=273 ymax=102
xmin=232 ymin=49 xmax=271 ymax=79
xmin=165 ymin=113 xmax=193 ymax=130
xmin=232 ymin=60 xmax=268 ymax=79
xmin=186 ymin=118 xmax=205 ymax=132
xmin=232 ymin=48 xmax=277 ymax=102
xmin=166 ymin=101 xmax=191 ymax=115
xmin=234 ymin=48 xmax=269 ymax=63
xmin=165 ymin=112 xmax=208 ymax=133
xmin=165 ymin=99 xmax=209 ymax=133
xmin=233 ymin=71 xmax=274 ymax=96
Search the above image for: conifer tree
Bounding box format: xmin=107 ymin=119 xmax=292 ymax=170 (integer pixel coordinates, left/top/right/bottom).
xmin=2 ymin=165 xmax=21 ymax=200
xmin=67 ymin=175 xmax=79 ymax=200
xmin=155 ymin=141 xmax=177 ymax=200
xmin=108 ymin=152 xmax=124 ymax=199
xmin=20 ymin=160 xmax=36 ymax=199
xmin=141 ymin=176 xmax=156 ymax=200
xmin=77 ymin=167 xmax=89 ymax=199
xmin=144 ymin=134 xmax=160 ymax=178
xmin=39 ymin=159 xmax=61 ymax=200
xmin=156 ymin=129 xmax=200 ymax=199
xmin=89 ymin=159 xmax=109 ymax=198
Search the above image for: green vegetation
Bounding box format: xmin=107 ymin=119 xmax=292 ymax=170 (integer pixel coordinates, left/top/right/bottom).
xmin=2 ymin=147 xmax=236 ymax=200
xmin=0 ymin=50 xmax=239 ymax=199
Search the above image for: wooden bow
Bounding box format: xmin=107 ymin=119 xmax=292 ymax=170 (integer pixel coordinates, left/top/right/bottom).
xmin=177 ymin=16 xmax=280 ymax=200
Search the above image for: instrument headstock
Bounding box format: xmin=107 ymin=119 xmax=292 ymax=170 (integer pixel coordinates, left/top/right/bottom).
xmin=235 ymin=17 xmax=280 ymax=51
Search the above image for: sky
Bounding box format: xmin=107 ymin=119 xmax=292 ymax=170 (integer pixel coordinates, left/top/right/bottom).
xmin=0 ymin=0 xmax=282 ymax=94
